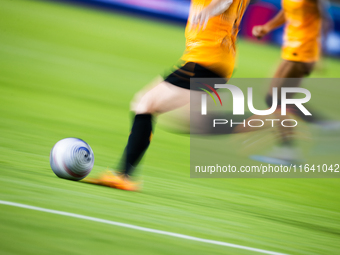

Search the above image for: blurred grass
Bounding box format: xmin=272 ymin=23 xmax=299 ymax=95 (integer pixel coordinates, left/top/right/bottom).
xmin=0 ymin=0 xmax=340 ymax=254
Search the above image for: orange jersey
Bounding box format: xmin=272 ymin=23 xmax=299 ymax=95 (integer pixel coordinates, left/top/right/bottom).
xmin=181 ymin=0 xmax=249 ymax=78
xmin=282 ymin=0 xmax=321 ymax=63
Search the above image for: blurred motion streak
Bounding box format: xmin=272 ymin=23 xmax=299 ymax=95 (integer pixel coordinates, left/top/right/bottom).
xmin=54 ymin=0 xmax=340 ymax=57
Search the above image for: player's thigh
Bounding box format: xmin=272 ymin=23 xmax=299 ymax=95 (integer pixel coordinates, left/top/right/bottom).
xmin=134 ymin=81 xmax=191 ymax=114
xmin=269 ymin=60 xmax=314 ymax=97
xmin=273 ymin=60 xmax=314 ymax=78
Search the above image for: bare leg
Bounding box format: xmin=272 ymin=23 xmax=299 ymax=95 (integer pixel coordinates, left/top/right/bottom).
xmin=116 ymin=81 xmax=193 ymax=177
xmin=267 ymin=60 xmax=315 ymax=145
xmin=133 ymin=81 xmax=191 ymax=115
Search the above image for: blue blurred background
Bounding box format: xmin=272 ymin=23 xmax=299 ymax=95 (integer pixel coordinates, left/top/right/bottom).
xmin=60 ymin=0 xmax=340 ymax=57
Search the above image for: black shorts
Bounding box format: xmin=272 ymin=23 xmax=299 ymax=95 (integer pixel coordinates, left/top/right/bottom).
xmin=164 ymin=62 xmax=227 ymax=90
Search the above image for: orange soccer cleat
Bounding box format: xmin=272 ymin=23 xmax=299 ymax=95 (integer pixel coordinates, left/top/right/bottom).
xmin=82 ymin=170 xmax=140 ymax=191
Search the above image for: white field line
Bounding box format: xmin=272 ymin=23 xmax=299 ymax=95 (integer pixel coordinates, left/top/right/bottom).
xmin=0 ymin=200 xmax=288 ymax=255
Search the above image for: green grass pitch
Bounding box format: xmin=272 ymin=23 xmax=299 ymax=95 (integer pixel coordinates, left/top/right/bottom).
xmin=1 ymin=0 xmax=340 ymax=254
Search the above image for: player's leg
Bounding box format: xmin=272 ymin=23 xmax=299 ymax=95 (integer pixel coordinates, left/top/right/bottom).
xmin=273 ymin=59 xmax=314 ymax=78
xmin=266 ymin=60 xmax=316 ymax=122
xmin=134 ymin=81 xmax=191 ymax=115
xmin=84 ymin=62 xmax=227 ymax=190
xmin=122 ymin=81 xmax=190 ymax=177
xmin=83 ymin=81 xmax=191 ymax=191
xmin=251 ymin=60 xmax=315 ymax=164
xmin=267 ymin=59 xmax=314 ymax=102
xmin=266 ymin=60 xmax=315 ymax=144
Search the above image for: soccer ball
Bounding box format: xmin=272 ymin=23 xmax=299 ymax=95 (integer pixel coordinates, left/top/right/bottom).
xmin=50 ymin=138 xmax=94 ymax=181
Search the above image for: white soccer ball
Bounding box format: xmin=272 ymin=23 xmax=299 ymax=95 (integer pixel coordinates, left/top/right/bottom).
xmin=50 ymin=138 xmax=94 ymax=181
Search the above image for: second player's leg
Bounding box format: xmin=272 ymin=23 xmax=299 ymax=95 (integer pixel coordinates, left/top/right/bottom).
xmin=265 ymin=60 xmax=315 ymax=159
xmin=266 ymin=60 xmax=316 ymax=121
xmin=267 ymin=60 xmax=314 ymax=99
xmin=273 ymin=59 xmax=314 ymax=79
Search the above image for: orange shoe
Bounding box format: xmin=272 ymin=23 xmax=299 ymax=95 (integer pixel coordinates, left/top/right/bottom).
xmin=82 ymin=170 xmax=140 ymax=191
